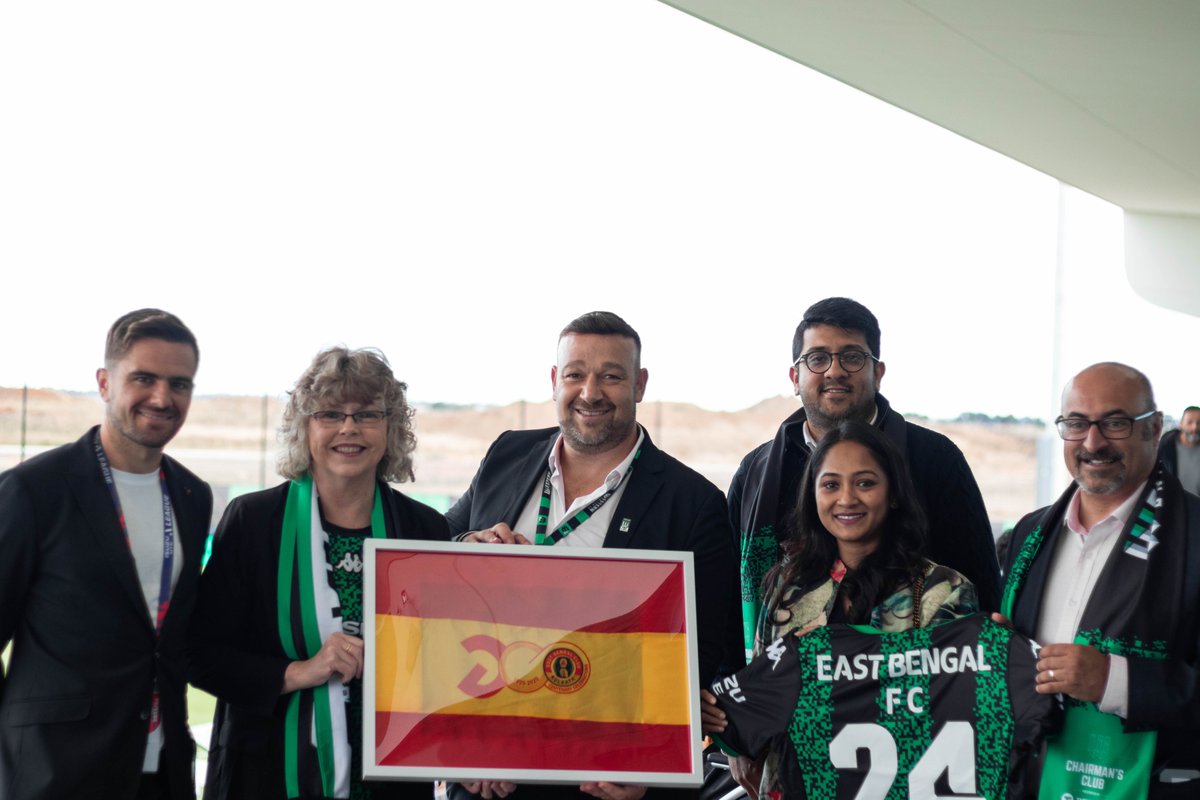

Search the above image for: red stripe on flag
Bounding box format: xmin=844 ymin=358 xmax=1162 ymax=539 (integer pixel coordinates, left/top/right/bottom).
xmin=375 ymin=551 xmax=686 ymax=633
xmin=376 ymin=711 xmax=693 ymax=773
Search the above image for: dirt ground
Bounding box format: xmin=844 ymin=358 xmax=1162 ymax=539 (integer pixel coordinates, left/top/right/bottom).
xmin=0 ymin=389 xmax=1039 ymax=526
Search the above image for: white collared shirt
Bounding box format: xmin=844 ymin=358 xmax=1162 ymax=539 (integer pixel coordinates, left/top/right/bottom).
xmin=513 ymin=428 xmax=645 ymax=548
xmin=1034 ymin=481 xmax=1148 ymax=718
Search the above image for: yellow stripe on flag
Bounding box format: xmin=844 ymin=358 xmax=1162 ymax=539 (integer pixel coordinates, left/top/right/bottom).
xmin=376 ymin=614 xmax=689 ymax=725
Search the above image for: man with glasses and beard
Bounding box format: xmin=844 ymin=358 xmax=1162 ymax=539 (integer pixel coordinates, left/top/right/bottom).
xmin=727 ymin=297 xmax=1000 ymax=665
xmin=997 ymin=363 xmax=1200 ymax=798
xmin=1158 ymin=405 xmax=1200 ymax=495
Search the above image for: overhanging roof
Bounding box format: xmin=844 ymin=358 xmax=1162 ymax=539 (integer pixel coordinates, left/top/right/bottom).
xmin=659 ymin=0 xmax=1200 ymax=314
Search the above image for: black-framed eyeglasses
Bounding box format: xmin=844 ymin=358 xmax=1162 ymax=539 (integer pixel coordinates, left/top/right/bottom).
xmin=310 ymin=410 xmax=389 ymax=427
xmin=1054 ymin=410 xmax=1157 ymax=441
xmin=793 ymin=350 xmax=878 ymax=374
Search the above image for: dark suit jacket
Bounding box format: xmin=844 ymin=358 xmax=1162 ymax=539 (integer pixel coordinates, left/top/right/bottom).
xmin=0 ymin=427 xmax=212 ymax=800
xmin=188 ymin=480 xmax=449 ymax=800
xmin=446 ymin=428 xmax=735 ymax=800
xmin=446 ymin=427 xmax=736 ymax=686
xmin=1001 ymin=473 xmax=1200 ymax=780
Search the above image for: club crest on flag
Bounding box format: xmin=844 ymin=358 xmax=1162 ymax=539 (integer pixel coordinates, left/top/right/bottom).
xmin=543 ymin=643 xmax=590 ymax=693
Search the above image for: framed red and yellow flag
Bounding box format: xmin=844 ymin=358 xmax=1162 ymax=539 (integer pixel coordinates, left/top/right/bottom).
xmin=362 ymin=540 xmax=704 ymax=787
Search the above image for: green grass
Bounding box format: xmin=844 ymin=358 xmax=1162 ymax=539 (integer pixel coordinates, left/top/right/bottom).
xmin=189 ymin=687 xmax=217 ymax=726
xmin=189 ymin=688 xmax=218 ymax=754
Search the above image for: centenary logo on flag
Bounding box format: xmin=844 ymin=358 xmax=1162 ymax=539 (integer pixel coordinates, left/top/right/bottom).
xmin=362 ymin=540 xmax=703 ymax=787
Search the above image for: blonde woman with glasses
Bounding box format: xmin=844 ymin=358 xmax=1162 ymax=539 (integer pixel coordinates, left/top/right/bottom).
xmin=189 ymin=347 xmax=449 ymax=800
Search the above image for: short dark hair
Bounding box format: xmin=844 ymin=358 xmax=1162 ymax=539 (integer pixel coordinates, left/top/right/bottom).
xmin=105 ymin=308 xmax=199 ymax=367
xmin=560 ymin=311 xmax=641 ymax=365
xmin=792 ymin=297 xmax=881 ymax=362
xmin=1183 ymin=406 xmax=1200 ymax=417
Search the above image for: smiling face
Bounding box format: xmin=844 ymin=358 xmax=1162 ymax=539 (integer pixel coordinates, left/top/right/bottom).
xmin=1061 ymin=365 xmax=1161 ymax=505
xmin=551 ymin=333 xmax=647 ymax=458
xmin=790 ymin=324 xmax=884 ymax=438
xmin=1181 ymin=409 xmax=1200 ymax=447
xmin=97 ymin=338 xmax=197 ymax=470
xmin=814 ymin=440 xmax=891 ymax=567
xmin=307 ymin=400 xmax=388 ymax=489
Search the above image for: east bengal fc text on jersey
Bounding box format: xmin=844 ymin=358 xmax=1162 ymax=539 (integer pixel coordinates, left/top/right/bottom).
xmin=711 ymin=615 xmax=1057 ymax=799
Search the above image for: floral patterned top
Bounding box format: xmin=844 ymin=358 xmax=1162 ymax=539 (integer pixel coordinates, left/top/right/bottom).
xmin=756 ymin=558 xmax=979 ymax=653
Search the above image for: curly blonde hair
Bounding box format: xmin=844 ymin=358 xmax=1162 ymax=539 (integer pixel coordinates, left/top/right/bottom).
xmin=277 ymin=347 xmax=416 ymax=483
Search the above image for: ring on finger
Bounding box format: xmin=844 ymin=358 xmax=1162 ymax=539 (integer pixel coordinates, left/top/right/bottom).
xmin=1048 ymin=669 xmax=1055 ymax=681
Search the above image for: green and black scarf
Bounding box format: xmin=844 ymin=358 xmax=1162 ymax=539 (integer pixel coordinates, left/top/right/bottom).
xmin=1002 ymin=465 xmax=1184 ymax=798
xmin=277 ymin=474 xmax=386 ymax=799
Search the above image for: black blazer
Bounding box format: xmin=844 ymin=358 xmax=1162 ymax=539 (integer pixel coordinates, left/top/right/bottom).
xmin=188 ymin=480 xmax=450 ymax=800
xmin=1001 ymin=476 xmax=1200 ymax=775
xmin=0 ymin=427 xmax=212 ymax=800
xmin=446 ymin=427 xmax=737 ymax=686
xmin=445 ymin=428 xmax=735 ymax=800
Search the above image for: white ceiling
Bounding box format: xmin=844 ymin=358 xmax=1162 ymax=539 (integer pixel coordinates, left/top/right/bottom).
xmin=658 ymin=0 xmax=1200 ymax=313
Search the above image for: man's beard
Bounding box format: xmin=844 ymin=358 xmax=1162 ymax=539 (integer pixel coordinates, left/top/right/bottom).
xmin=560 ymin=403 xmax=634 ymax=454
xmin=1071 ymin=445 xmax=1127 ymax=496
xmin=807 ymin=386 xmax=876 ymax=434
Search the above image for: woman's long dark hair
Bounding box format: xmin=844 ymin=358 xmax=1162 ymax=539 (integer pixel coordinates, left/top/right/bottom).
xmin=764 ymin=421 xmax=929 ymax=625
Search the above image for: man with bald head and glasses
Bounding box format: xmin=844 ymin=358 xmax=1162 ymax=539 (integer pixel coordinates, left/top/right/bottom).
xmin=726 ymin=296 xmax=1000 ymax=666
xmin=997 ymin=362 xmax=1200 ymax=798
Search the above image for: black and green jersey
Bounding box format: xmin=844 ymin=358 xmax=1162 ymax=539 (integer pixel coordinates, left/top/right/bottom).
xmin=711 ymin=615 xmax=1057 ymax=799
xmin=323 ymin=520 xmax=373 ymax=800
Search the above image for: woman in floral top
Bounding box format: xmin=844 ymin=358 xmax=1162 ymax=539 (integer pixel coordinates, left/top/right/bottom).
xmin=704 ymin=421 xmax=978 ymax=798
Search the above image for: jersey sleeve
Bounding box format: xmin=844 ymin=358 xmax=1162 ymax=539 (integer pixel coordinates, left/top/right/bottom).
xmin=710 ymin=635 xmax=801 ymax=758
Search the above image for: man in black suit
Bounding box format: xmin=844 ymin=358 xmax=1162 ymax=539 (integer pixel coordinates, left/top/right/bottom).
xmin=0 ymin=309 xmax=213 ymax=800
xmin=998 ymin=363 xmax=1200 ymax=798
xmin=446 ymin=311 xmax=736 ymax=800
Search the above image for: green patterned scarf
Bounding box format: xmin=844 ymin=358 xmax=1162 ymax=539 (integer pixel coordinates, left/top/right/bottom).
xmin=1001 ymin=466 xmax=1182 ymax=799
xmin=277 ymin=474 xmax=385 ymax=799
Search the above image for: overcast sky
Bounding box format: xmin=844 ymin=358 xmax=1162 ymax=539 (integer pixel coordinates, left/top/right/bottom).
xmin=3 ymin=1 xmax=1197 ymax=421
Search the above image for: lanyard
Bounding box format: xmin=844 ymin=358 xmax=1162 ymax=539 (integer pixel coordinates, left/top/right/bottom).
xmin=534 ymin=448 xmax=640 ymax=546
xmin=93 ymin=430 xmax=175 ymax=732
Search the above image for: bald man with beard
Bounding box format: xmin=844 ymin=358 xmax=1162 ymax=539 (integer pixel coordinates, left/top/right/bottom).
xmin=998 ymin=363 xmax=1200 ymax=798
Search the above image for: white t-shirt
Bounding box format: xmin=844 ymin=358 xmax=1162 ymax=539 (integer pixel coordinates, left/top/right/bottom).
xmin=111 ymin=467 xmax=183 ymax=772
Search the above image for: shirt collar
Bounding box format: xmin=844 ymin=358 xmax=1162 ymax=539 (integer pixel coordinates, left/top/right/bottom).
xmin=1065 ymin=479 xmax=1148 ymax=538
xmin=803 ymin=403 xmax=880 ymax=449
xmin=548 ymin=426 xmax=645 ymax=492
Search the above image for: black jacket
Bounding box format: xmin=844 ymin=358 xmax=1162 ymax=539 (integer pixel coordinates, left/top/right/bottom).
xmin=446 ymin=426 xmax=737 ymax=687
xmin=445 ymin=427 xmax=736 ymax=800
xmin=1159 ymin=430 xmax=1181 ymax=477
xmin=1001 ymin=470 xmax=1200 ymax=781
xmin=0 ymin=428 xmax=212 ymax=800
xmin=188 ymin=480 xmax=449 ymax=800
xmin=728 ymin=394 xmax=1001 ymax=612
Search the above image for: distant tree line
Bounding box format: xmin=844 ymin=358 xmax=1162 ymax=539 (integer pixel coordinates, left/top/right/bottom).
xmin=953 ymin=412 xmax=1046 ymax=426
